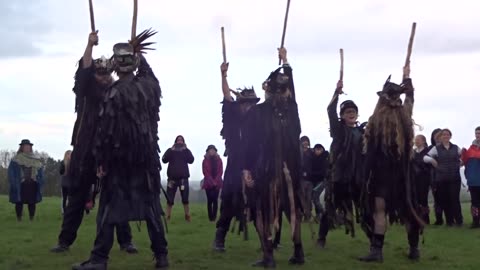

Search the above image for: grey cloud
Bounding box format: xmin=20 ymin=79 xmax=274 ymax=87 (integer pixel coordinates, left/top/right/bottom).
xmin=0 ymin=0 xmax=54 ymax=58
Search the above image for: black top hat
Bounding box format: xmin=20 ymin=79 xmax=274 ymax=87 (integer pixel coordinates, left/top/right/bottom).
xmin=206 ymin=145 xmax=218 ymax=152
xmin=377 ymin=75 xmax=404 ymax=97
xmin=19 ymin=139 xmax=33 ymax=146
xmin=235 ymin=88 xmax=260 ymax=103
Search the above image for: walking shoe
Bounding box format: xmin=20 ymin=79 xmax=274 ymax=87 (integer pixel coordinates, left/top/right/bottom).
xmin=50 ymin=243 xmax=69 ymax=253
xmin=408 ymin=247 xmax=420 ymax=261
xmin=72 ymin=260 xmax=107 ymax=270
xmin=155 ymin=254 xmax=169 ymax=269
xmin=120 ymin=243 xmax=138 ymax=254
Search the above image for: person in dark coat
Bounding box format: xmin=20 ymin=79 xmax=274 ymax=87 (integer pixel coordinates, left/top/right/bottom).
xmin=311 ymin=144 xmax=329 ymax=220
xmin=202 ymin=145 xmax=224 ymax=222
xmin=412 ymin=135 xmax=431 ymax=224
xmin=212 ymin=61 xmax=260 ymax=252
xmin=8 ymin=139 xmax=44 ymax=222
xmin=243 ymin=47 xmax=304 ymax=267
xmin=51 ymin=31 xmax=136 ymax=255
xmin=73 ymin=29 xmax=169 ymax=270
xmin=359 ymin=71 xmax=422 ymax=262
xmin=162 ymin=135 xmax=195 ymax=222
xmin=317 ymin=79 xmax=365 ymax=248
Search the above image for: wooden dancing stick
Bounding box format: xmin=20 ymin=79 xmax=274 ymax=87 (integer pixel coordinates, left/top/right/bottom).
xmin=221 ymin=27 xmax=227 ymax=63
xmin=88 ymin=0 xmax=96 ymax=32
xmin=404 ymin=22 xmax=416 ymax=78
xmin=278 ymin=0 xmax=291 ymax=65
xmin=131 ymin=0 xmax=138 ymax=41
xmin=339 ymin=48 xmax=344 ymax=81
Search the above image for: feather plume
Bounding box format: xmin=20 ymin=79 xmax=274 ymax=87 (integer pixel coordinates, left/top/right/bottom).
xmin=129 ymin=28 xmax=158 ymax=54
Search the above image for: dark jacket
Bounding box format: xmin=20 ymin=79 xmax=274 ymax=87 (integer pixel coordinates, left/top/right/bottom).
xmin=327 ymin=95 xmax=365 ymax=184
xmin=311 ymin=151 xmax=329 ymax=184
xmin=162 ymin=146 xmax=194 ymax=179
xmin=70 ymin=58 xmax=106 ymax=188
xmin=412 ymin=147 xmax=430 ymax=180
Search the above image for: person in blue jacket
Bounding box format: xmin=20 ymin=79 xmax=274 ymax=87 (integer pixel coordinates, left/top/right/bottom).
xmin=8 ymin=139 xmax=44 ymax=221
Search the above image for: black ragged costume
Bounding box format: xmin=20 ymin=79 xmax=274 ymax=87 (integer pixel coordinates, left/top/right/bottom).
xmin=70 ymin=59 xmax=105 ymax=188
xmin=215 ymin=100 xmax=251 ymax=244
xmin=52 ymin=59 xmax=134 ymax=252
xmin=319 ymin=94 xmax=365 ymax=245
xmin=244 ymin=63 xmax=304 ymax=266
xmin=359 ymin=77 xmax=422 ymax=262
xmin=94 ymin=54 xmax=162 ymax=224
xmin=88 ymin=55 xmax=167 ymax=263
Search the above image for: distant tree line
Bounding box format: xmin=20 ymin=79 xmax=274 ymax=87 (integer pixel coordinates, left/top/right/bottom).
xmin=0 ymin=149 xmax=207 ymax=203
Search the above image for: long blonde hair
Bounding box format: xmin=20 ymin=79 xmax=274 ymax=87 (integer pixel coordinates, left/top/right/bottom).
xmin=63 ymin=150 xmax=72 ymax=174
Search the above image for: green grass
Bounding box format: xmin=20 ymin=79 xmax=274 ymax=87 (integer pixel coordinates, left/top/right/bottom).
xmin=1 ymin=195 xmax=480 ymax=270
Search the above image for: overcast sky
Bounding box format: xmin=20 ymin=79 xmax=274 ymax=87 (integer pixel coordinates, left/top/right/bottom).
xmin=1 ymin=0 xmax=479 ymax=180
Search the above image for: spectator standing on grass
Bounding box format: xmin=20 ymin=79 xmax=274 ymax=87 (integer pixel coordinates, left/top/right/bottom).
xmin=424 ymin=129 xmax=464 ymax=226
xmin=8 ymin=139 xmax=44 ymax=222
xmin=59 ymin=150 xmax=72 ymax=215
xmin=202 ymin=145 xmax=223 ymax=222
xmin=461 ymin=126 xmax=480 ymax=228
xmin=162 ymin=135 xmax=195 ymax=222
xmin=311 ymin=144 xmax=329 ymax=221
xmin=429 ymin=128 xmax=445 ymax=225
xmin=412 ymin=135 xmax=431 ymax=224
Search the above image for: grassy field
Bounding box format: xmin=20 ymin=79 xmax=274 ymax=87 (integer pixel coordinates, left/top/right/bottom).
xmin=1 ymin=196 xmax=480 ymax=270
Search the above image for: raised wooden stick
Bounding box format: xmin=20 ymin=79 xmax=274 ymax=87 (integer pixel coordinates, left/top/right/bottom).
xmin=339 ymin=48 xmax=344 ymax=81
xmin=88 ymin=0 xmax=95 ymax=32
xmin=278 ymin=0 xmax=291 ymax=65
xmin=404 ymin=22 xmax=416 ymax=78
xmin=221 ymin=27 xmax=227 ymax=63
xmin=131 ymin=0 xmax=138 ymax=41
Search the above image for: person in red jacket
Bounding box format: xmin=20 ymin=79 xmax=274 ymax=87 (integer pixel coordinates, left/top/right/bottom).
xmin=202 ymin=145 xmax=224 ymax=222
xmin=462 ymin=126 xmax=480 ymax=228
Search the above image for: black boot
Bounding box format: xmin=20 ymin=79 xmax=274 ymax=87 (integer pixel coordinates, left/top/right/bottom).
xmin=155 ymin=254 xmax=169 ymax=269
xmin=358 ymin=234 xmax=384 ymax=263
xmin=120 ymin=243 xmax=139 ymax=254
xmin=316 ymin=237 xmax=326 ymax=249
xmin=71 ymin=260 xmax=107 ymax=270
xmin=434 ymin=208 xmax=443 ymax=225
xmin=407 ymin=226 xmax=420 ymax=261
xmin=252 ymin=240 xmax=276 ymax=268
xmin=50 ymin=243 xmax=70 ymax=253
xmin=288 ymin=244 xmax=305 ymax=265
xmin=212 ymin=227 xmax=227 ymax=252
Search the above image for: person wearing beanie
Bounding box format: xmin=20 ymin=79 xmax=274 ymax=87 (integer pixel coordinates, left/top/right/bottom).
xmin=202 ymin=145 xmax=224 ymax=222
xmin=318 ymin=79 xmax=365 ymax=249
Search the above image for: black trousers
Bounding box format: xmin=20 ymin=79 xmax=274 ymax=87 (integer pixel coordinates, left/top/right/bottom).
xmin=205 ymin=188 xmax=220 ymax=221
xmin=90 ymin=217 xmax=167 ymax=262
xmin=216 ymin=195 xmax=237 ymax=231
xmin=15 ymin=203 xmax=36 ymax=218
xmin=432 ymin=182 xmax=444 ymax=222
xmin=57 ymin=184 xmax=133 ymax=247
xmin=437 ymin=181 xmax=463 ymax=225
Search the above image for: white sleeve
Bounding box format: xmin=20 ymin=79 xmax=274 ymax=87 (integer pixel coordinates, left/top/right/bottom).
xmin=427 ymin=146 xmax=438 ymax=158
xmin=423 ymin=155 xmax=434 ymax=163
